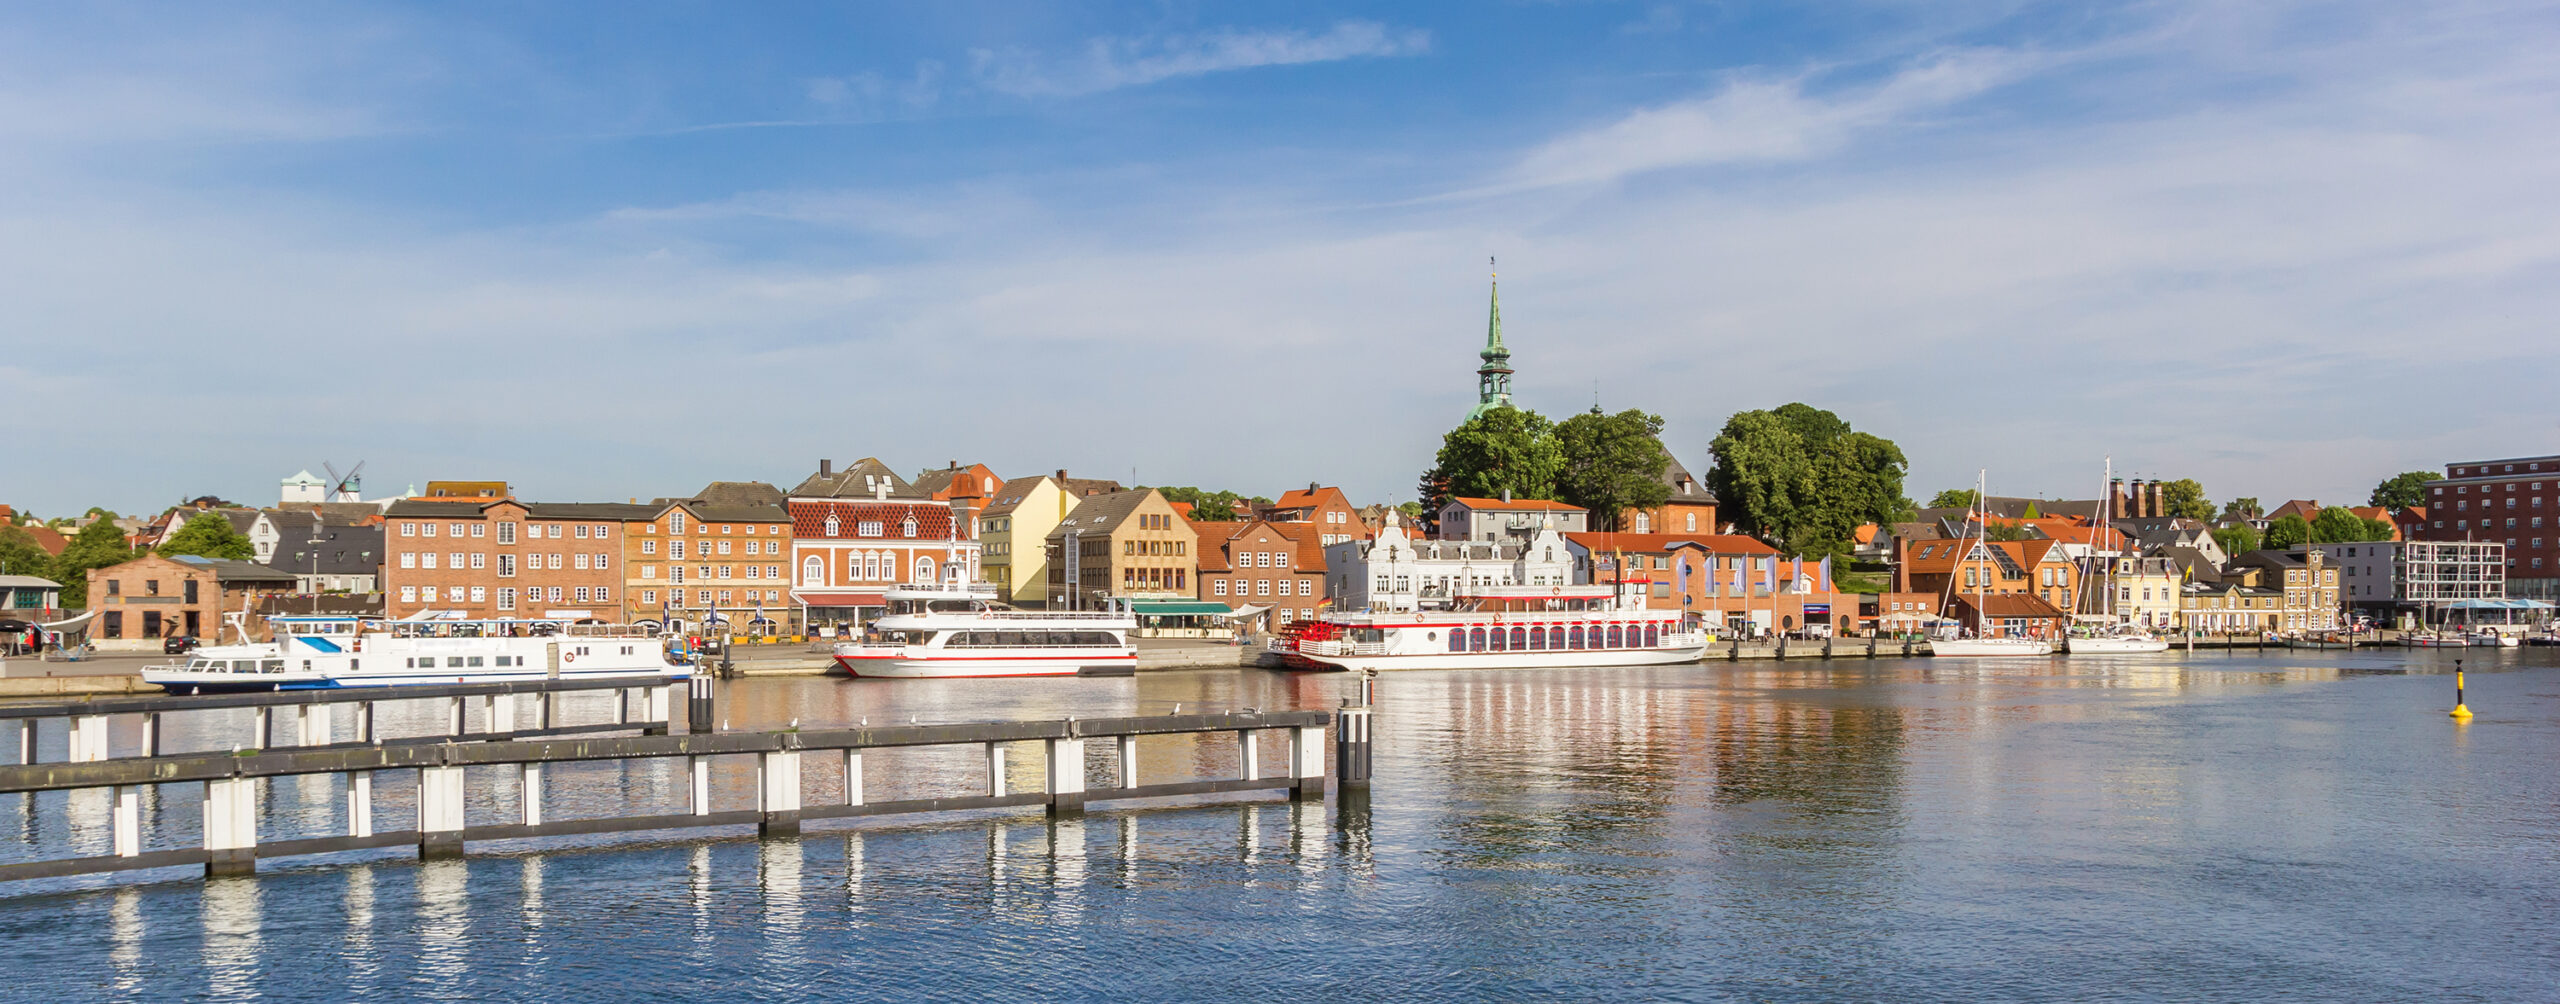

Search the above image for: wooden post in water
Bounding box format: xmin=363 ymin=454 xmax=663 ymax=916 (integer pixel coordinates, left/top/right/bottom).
xmin=68 ymin=715 xmax=109 ymax=763
xmin=417 ymin=765 xmax=466 ymax=859
xmin=348 ymin=771 xmax=374 ymax=838
xmin=445 ymin=696 xmax=466 ymax=738
xmin=687 ymin=675 xmax=715 ymax=734
xmin=520 ymin=763 xmax=545 ymax=826
xmin=986 ymin=743 xmax=1008 ymax=797
xmin=1289 ymin=726 xmax=1325 ymax=801
xmin=203 ymin=776 xmax=257 ymax=876
xmin=295 ymin=704 xmax=330 ymax=747
xmin=1334 ymin=672 xmax=1374 ymax=788
xmin=113 ymin=786 xmax=140 ymax=858
xmin=356 ymin=703 xmax=375 ymax=746
xmin=1237 ymin=729 xmax=1261 ymax=781
xmin=1117 ymin=735 xmax=1139 ymax=789
xmin=688 ymin=756 xmax=711 ymax=815
xmin=757 ymin=750 xmax=801 ymax=837
xmin=141 ymin=713 xmax=161 ymax=758
xmin=14 ymin=721 xmax=31 ymax=765
xmin=252 ymin=708 xmax=274 ymax=750
xmin=841 ymin=749 xmax=865 ymax=807
xmin=1045 ymin=736 xmax=1085 ymax=818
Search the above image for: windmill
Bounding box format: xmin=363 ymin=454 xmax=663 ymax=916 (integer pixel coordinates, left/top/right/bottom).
xmin=322 ymin=460 xmax=367 ymax=503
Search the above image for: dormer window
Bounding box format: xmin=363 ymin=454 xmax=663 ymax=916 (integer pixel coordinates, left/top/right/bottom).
xmin=823 ymin=515 xmax=840 ymax=537
xmin=901 ymin=516 xmax=918 ymax=538
xmin=858 ymin=520 xmax=885 ymax=537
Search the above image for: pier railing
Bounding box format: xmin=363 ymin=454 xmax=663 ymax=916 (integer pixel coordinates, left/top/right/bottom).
xmin=1 ymin=677 xmax=681 ymax=765
xmin=0 ymin=709 xmax=1337 ymax=883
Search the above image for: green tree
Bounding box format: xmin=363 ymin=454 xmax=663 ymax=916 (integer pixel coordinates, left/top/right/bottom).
xmin=1554 ymin=409 xmax=1673 ymax=531
xmin=2021 ymin=501 xmax=2042 ymax=519
xmin=158 ymin=512 xmax=254 ymax=560
xmin=2309 ymin=506 xmax=2394 ymax=543
xmin=2261 ymin=513 xmax=2311 ymax=550
xmin=1704 ymin=404 xmax=1908 ymax=557
xmin=1418 ymin=408 xmax=1563 ymax=513
xmin=2159 ymin=478 xmax=2212 ymax=520
xmin=1925 ymin=489 xmax=1975 ymax=510
xmin=2369 ymin=471 xmax=2436 ymax=510
xmin=0 ymin=525 xmax=52 ymax=584
xmin=2212 ymin=524 xmax=2260 ymax=555
xmin=1983 ymin=522 xmax=2032 ymax=542
xmin=1144 ymin=487 xmax=1265 ymax=522
xmin=2221 ymin=497 xmax=2262 ymax=520
xmin=50 ymin=520 xmax=137 ymax=607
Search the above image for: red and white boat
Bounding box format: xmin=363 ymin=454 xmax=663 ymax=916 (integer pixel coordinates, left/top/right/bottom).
xmin=1278 ymin=582 xmax=1715 ymax=672
xmin=832 ymin=584 xmax=1136 ymax=678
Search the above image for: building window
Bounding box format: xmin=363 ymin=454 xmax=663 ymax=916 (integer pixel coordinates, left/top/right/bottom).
xmin=471 ymin=523 xmax=486 ymax=538
xmin=902 ymin=517 xmax=918 ymax=538
xmin=401 ymin=523 xmax=416 ymax=537
xmin=643 ymin=590 xmax=657 ymax=604
xmin=497 ymin=522 xmax=516 ymax=544
xmin=470 ymin=553 xmax=486 ymax=570
xmin=421 ymin=523 xmax=436 ymax=538
xmin=671 ymin=513 xmax=687 ymax=534
xmin=449 ymin=523 xmax=466 ymax=537
xmin=400 ymin=553 xmax=416 ymax=569
xmin=399 ymin=587 xmax=416 ymax=603
xmin=498 ymin=554 xmax=516 ymax=577
xmin=421 ymin=553 xmax=437 ymax=570
xmin=497 ymin=588 xmax=516 ymax=611
xmin=717 ymin=540 xmax=732 ymax=556
xmin=825 ymin=516 xmax=840 ymax=537
xmin=470 ymin=586 xmax=486 ymax=602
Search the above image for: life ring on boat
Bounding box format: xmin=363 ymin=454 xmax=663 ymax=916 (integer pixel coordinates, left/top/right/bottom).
xmin=563 ymin=650 xmax=577 ymax=663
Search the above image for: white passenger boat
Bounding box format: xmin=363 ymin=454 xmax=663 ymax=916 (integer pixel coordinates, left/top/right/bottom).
xmin=1279 ymin=582 xmax=1715 ymax=672
xmin=831 ymin=584 xmax=1136 ymax=678
xmin=1930 ymin=636 xmax=2057 ymax=657
xmin=142 ymin=615 xmax=692 ymax=694
xmin=2468 ymin=628 xmax=2521 ymax=648
xmin=2065 ymin=627 xmax=2171 ymax=654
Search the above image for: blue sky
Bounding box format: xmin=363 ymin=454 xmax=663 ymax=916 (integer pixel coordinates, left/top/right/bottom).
xmin=5 ymin=1 xmax=2557 ymax=517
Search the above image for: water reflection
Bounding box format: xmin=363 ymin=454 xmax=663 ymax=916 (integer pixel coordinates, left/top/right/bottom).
xmin=1049 ymin=818 xmax=1086 ymax=922
xmin=200 ymin=876 xmax=260 ymax=1001
xmin=414 ymin=859 xmax=470 ymax=993
xmin=343 ymin=865 xmax=380 ymax=996
xmin=758 ymin=840 xmax=804 ymax=991
xmin=106 ymin=885 xmax=142 ymax=994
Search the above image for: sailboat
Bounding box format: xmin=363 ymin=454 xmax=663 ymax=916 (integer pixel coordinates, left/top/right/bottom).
xmin=1930 ymin=470 xmax=2056 ymax=657
xmin=2066 ymin=457 xmax=2170 ymax=654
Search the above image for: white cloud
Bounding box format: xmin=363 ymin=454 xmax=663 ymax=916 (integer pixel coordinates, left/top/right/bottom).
xmin=970 ymin=20 xmax=1430 ymax=98
xmin=1501 ymin=49 xmax=2033 ymax=192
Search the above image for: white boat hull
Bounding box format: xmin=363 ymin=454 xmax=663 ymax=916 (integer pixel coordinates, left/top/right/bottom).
xmin=1929 ymin=638 xmax=2056 ymax=657
xmin=834 ymin=650 xmax=1136 ymax=678
xmin=2065 ymin=636 xmax=2171 ymax=654
xmin=1294 ymin=644 xmax=1714 ymax=673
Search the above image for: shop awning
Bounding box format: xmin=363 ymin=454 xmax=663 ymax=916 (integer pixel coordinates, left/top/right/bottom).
xmin=796 ymin=592 xmax=885 ymax=608
xmin=1129 ymin=601 xmax=1234 ymax=616
xmin=2440 ymin=598 xmax=2553 ymax=609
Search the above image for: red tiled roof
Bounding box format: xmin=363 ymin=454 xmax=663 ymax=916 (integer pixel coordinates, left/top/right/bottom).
xmin=1565 ymin=531 xmax=1780 ymax=555
xmin=1952 ymin=593 xmax=2069 ymax=618
xmin=1450 ymin=496 xmax=1587 ymax=512
xmin=1902 ymin=538 xmax=2067 ymax=574
xmin=787 ymin=499 xmax=968 ymax=540
xmin=1272 ymin=486 xmax=1346 ymax=510
xmin=1167 ymin=501 xmax=1195 ymax=518
xmin=21 ymin=526 xmax=67 ymax=556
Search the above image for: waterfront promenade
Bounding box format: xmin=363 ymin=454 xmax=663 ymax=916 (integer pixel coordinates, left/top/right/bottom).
xmin=0 ymin=648 xmax=2553 ymax=1001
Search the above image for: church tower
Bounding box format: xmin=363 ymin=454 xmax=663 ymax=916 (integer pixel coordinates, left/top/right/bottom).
xmin=1467 ymin=260 xmax=1514 ymax=421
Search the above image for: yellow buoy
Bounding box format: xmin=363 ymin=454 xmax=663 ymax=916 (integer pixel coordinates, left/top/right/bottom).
xmin=2450 ymin=664 xmax=2474 ymax=720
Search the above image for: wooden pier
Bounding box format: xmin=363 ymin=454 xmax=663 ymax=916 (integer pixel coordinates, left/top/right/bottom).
xmin=0 ymin=681 xmax=1345 ymax=883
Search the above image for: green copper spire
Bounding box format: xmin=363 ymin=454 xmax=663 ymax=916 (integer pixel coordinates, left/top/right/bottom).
xmin=1468 ymin=257 xmax=1514 ymax=420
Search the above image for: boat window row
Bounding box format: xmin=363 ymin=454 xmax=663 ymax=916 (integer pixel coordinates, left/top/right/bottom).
xmin=1447 ymin=623 xmax=1667 ymax=652
xmin=190 ymin=659 xmax=287 ymax=674
xmin=942 ymin=630 xmax=1124 ymax=648
xmin=401 ymin=655 xmax=529 ymax=669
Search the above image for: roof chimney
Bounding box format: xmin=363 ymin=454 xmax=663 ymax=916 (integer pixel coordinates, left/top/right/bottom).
xmin=874 ymin=484 xmax=889 ymax=501
xmin=949 ymin=460 xmax=959 ymax=470
xmin=1056 ymin=469 xmax=1068 ymax=481
xmin=1309 ymin=481 xmax=1320 ymax=494
xmin=1502 ymin=488 xmax=1513 ymax=503
xmin=819 ymin=458 xmax=833 ymax=477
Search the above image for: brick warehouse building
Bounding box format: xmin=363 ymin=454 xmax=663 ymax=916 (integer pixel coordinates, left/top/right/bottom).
xmin=381 ymin=498 xmax=660 ymax=620
xmin=2416 ymin=453 xmax=2560 ymax=601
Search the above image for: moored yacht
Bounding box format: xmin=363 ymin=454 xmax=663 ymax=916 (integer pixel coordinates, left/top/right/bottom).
xmin=143 ymin=614 xmax=691 ymax=694
xmin=1279 ymin=581 xmax=1715 ymax=672
xmin=831 ymin=583 xmax=1136 ymax=678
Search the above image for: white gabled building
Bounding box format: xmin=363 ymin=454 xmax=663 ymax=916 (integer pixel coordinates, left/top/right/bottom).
xmin=1324 ymin=521 xmax=1573 ymax=613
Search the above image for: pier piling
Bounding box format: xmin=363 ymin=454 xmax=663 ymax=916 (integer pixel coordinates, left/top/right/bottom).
xmin=1045 ymin=737 xmax=1086 ymax=818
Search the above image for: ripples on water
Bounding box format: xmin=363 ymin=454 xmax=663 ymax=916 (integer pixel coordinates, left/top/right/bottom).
xmin=1 ymin=650 xmax=2555 ymax=1002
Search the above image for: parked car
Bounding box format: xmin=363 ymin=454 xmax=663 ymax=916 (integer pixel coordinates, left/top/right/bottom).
xmin=162 ymin=634 xmax=199 ymax=655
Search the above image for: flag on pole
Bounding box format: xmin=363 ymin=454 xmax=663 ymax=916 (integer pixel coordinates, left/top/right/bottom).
xmin=1817 ymin=555 xmax=1833 ymax=593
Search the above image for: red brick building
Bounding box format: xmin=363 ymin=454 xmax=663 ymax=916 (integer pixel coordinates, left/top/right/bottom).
xmin=2417 ymin=454 xmax=2560 ymax=600
xmin=789 ymin=496 xmax=981 ymax=633
xmin=381 ymin=499 xmax=658 ymax=620
xmin=1259 ymin=484 xmax=1370 ymax=547
xmin=86 ymin=554 xmax=299 ymax=648
xmin=1563 ymin=531 xmax=1859 ymax=636
xmin=1194 ymin=519 xmax=1327 ymax=629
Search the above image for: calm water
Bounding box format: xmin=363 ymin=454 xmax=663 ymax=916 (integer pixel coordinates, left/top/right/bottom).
xmin=1 ymin=649 xmax=2555 ymax=1002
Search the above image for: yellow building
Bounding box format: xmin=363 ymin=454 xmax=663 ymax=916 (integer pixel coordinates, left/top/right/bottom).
xmin=2107 ymin=556 xmax=2183 ymax=630
xmin=980 ymin=471 xmax=1121 ymax=606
